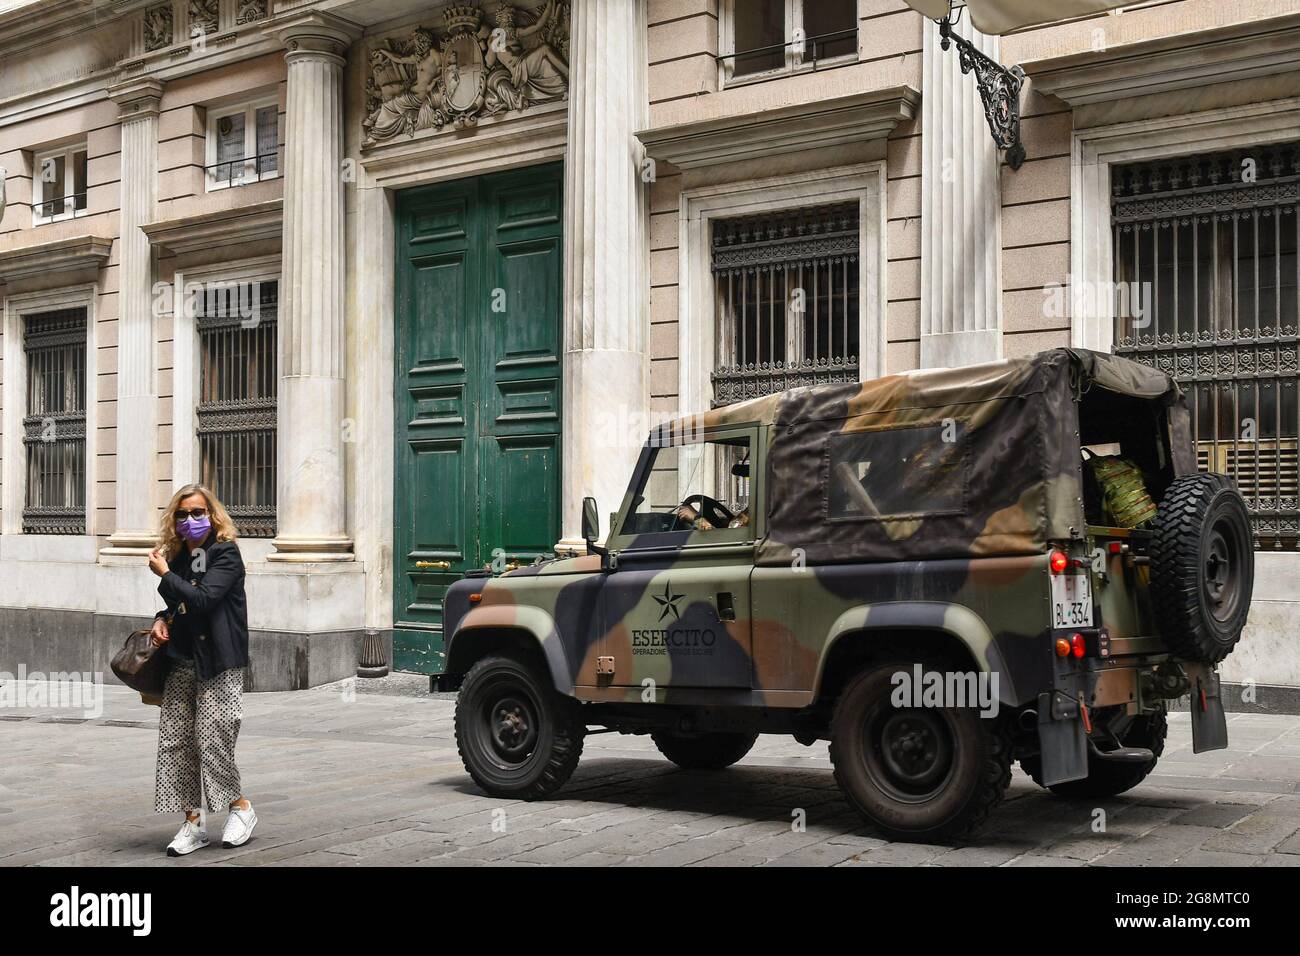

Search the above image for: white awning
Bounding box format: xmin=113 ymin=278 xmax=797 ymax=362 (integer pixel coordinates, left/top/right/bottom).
xmin=905 ymin=1 xmax=1132 ymax=36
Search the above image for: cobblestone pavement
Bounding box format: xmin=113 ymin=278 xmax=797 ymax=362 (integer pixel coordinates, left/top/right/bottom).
xmin=2 ymin=676 xmax=1299 ymax=867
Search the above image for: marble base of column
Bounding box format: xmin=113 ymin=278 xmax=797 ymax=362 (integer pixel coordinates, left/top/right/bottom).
xmin=267 ymin=375 xmax=352 ymax=562
xmin=100 ymin=390 xmax=158 ymax=554
xmin=920 ymin=329 xmax=1002 ymax=369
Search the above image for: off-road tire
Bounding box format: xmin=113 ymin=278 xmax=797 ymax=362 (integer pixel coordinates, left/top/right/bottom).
xmin=1150 ymin=473 xmax=1253 ymax=664
xmin=829 ymin=661 xmax=1013 ymax=842
xmin=1021 ymin=710 xmax=1167 ymax=798
xmin=651 ymin=730 xmax=759 ymax=770
xmin=454 ymin=653 xmax=584 ymax=800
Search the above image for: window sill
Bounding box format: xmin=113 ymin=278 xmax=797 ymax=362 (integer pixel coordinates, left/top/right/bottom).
xmin=31 ymin=210 xmax=89 ymax=227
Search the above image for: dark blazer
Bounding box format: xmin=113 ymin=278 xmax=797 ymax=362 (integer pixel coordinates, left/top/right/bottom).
xmin=155 ymin=533 xmax=249 ymax=681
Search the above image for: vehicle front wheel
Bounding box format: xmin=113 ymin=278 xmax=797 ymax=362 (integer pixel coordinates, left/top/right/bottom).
xmin=651 ymin=730 xmax=759 ymax=770
xmin=829 ymin=661 xmax=1012 ymax=842
xmin=454 ymin=653 xmax=584 ymax=800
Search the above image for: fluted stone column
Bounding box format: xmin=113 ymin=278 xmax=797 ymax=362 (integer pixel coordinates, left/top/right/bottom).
xmin=104 ymin=79 xmax=164 ymax=554
xmin=557 ymin=0 xmax=651 ymax=551
xmin=268 ymin=12 xmax=360 ymax=562
xmin=920 ymin=14 xmax=1003 ymax=369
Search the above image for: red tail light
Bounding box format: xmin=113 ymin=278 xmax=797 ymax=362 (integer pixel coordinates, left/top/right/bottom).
xmin=1070 ymin=633 xmax=1086 ymax=658
xmin=1049 ymin=550 xmax=1069 ymax=574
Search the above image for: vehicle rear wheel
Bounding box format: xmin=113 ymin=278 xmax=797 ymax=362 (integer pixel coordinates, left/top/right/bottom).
xmin=1150 ymin=473 xmax=1253 ymax=664
xmin=454 ymin=653 xmax=584 ymax=800
xmin=1021 ymin=710 xmax=1166 ymax=798
xmin=651 ymin=730 xmax=758 ymax=770
xmin=829 ymin=661 xmax=1012 ymax=842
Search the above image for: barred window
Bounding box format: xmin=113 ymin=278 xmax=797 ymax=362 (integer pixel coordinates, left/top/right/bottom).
xmin=711 ymin=202 xmax=860 ymax=407
xmin=196 ymin=280 xmax=278 ymax=537
xmin=23 ymin=309 xmax=87 ymax=534
xmin=1112 ymin=145 xmax=1299 ymax=549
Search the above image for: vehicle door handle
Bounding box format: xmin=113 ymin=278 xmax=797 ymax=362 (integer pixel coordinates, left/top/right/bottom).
xmin=717 ymin=591 xmax=736 ymax=621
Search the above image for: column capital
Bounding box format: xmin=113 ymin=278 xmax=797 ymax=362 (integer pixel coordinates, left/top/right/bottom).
xmin=268 ymin=11 xmax=361 ymax=63
xmin=108 ymin=78 xmax=164 ymax=120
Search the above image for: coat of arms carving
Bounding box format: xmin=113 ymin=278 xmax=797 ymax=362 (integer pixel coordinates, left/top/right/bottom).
xmin=363 ymin=0 xmax=569 ymax=148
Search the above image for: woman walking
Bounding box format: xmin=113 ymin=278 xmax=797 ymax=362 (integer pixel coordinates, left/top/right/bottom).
xmin=148 ymin=483 xmax=257 ymax=856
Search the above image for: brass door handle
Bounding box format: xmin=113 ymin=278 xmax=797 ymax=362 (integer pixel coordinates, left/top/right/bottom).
xmin=415 ymin=560 xmax=451 ymax=570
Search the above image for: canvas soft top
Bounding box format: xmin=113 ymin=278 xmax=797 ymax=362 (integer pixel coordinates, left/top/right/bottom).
xmin=651 ymin=348 xmax=1180 ymax=441
xmin=649 ymin=349 xmax=1186 ymax=565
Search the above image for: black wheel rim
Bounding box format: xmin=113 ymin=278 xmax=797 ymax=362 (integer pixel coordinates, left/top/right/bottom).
xmin=862 ymin=706 xmax=956 ymax=804
xmin=475 ymin=678 xmax=541 ymax=771
xmin=1204 ymin=514 xmax=1247 ymax=625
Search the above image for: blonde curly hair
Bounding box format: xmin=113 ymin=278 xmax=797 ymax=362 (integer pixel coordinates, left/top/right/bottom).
xmin=158 ymin=483 xmax=238 ymax=560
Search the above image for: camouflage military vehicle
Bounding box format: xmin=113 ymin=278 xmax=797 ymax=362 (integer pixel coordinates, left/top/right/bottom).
xmin=440 ymin=348 xmax=1253 ymax=840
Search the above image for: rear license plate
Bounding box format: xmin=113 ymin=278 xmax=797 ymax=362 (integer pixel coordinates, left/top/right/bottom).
xmin=1051 ymin=573 xmax=1093 ymax=628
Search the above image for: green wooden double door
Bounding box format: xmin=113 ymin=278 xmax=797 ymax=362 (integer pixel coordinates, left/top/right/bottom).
xmin=393 ymin=164 xmax=564 ymax=673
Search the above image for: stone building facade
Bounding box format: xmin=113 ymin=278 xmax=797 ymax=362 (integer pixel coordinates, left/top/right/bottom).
xmin=0 ymin=0 xmax=1296 ymax=700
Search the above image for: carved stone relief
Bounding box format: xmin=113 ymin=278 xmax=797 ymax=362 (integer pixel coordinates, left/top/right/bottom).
xmin=189 ymin=0 xmax=218 ymax=38
xmin=144 ymin=2 xmax=175 ymax=52
xmin=363 ymin=0 xmax=570 ymax=148
xmin=236 ymin=0 xmax=267 ymax=26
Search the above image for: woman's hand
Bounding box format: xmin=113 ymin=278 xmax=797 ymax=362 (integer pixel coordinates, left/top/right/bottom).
xmin=148 ymin=549 xmax=169 ymax=578
xmin=150 ymin=618 xmax=170 ymax=647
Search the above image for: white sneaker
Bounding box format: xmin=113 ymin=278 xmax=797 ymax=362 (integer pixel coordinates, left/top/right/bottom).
xmin=166 ymin=819 xmax=209 ymax=857
xmin=221 ymin=804 xmax=257 ymax=848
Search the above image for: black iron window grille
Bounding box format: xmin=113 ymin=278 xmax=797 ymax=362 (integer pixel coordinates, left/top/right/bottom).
xmin=711 ymin=202 xmax=860 ymax=407
xmin=36 ymin=192 xmax=88 ymax=220
xmin=23 ymin=309 xmax=87 ymax=534
xmin=205 ymin=152 xmax=279 ymax=186
xmin=1112 ymin=145 xmax=1300 ymax=549
xmin=196 ymin=280 xmax=278 ymax=537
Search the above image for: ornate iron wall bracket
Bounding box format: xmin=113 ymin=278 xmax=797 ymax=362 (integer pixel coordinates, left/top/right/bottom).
xmin=938 ymin=16 xmax=1026 ymax=171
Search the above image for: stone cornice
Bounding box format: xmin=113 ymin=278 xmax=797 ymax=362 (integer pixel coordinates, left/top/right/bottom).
xmin=1023 ymin=12 xmax=1300 ymax=105
xmin=142 ymin=199 xmax=283 ymax=256
xmin=636 ymin=87 xmax=921 ymax=170
xmin=0 ymin=0 xmax=145 ymax=52
xmin=0 ymin=235 xmax=113 ymax=283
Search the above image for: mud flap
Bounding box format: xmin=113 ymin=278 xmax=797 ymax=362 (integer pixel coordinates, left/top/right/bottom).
xmin=1189 ymin=668 xmax=1229 ymax=753
xmin=1037 ymin=691 xmax=1088 ymax=786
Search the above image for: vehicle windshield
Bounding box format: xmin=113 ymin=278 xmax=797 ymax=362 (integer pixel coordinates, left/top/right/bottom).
xmin=621 ymin=433 xmax=752 ymax=536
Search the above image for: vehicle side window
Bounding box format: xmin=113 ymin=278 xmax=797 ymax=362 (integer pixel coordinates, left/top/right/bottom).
xmin=825 ymin=423 xmax=966 ymax=521
xmin=620 ymin=433 xmax=754 ymax=540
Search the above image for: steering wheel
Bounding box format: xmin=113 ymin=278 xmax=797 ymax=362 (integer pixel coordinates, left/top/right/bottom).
xmin=675 ymin=494 xmax=735 ymax=530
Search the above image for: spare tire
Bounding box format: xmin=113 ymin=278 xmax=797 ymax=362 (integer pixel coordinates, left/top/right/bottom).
xmin=1150 ymin=473 xmax=1253 ymax=663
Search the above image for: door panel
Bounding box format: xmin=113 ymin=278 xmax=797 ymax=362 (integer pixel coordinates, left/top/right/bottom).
xmin=598 ymin=554 xmax=754 ymax=690
xmin=394 ymin=164 xmax=563 ymax=673
xmin=478 ymin=172 xmax=563 ymax=572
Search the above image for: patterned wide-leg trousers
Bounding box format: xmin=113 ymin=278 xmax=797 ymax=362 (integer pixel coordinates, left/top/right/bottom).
xmin=154 ymin=660 xmax=245 ymax=813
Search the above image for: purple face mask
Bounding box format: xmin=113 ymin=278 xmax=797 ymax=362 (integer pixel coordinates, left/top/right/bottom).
xmin=176 ymin=515 xmax=212 ymax=542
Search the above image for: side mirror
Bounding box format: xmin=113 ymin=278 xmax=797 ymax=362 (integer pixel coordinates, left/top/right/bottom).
xmin=581 ymin=496 xmax=600 ymax=547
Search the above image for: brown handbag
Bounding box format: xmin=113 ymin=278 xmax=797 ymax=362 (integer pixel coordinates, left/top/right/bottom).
xmin=111 ymin=621 xmax=171 ymax=700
